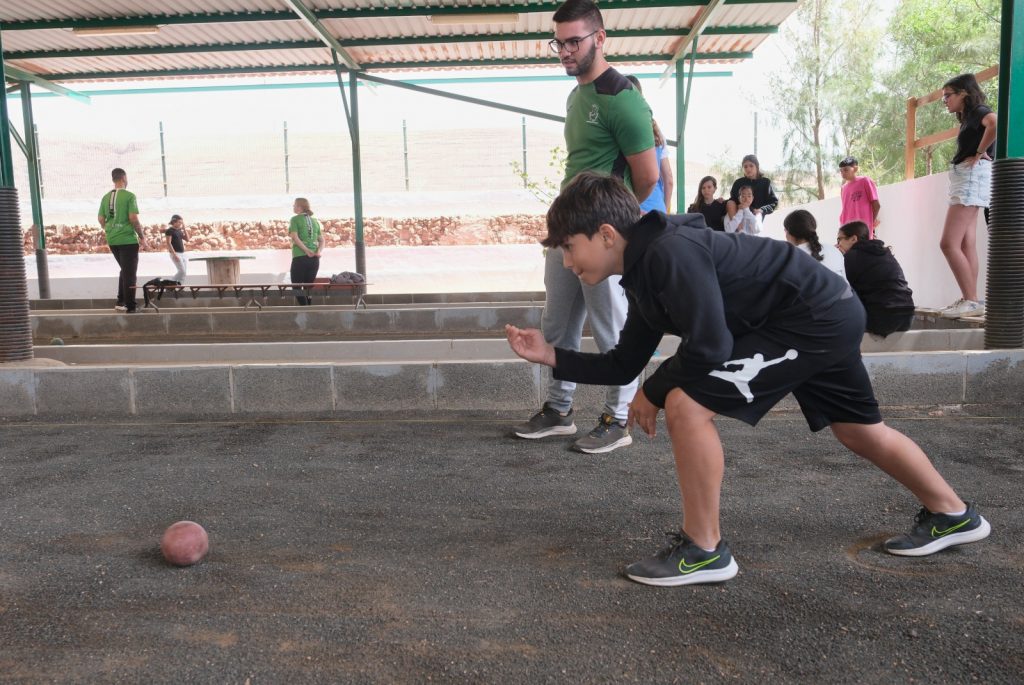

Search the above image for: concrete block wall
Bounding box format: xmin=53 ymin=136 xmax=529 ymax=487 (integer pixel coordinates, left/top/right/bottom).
xmin=2 ymin=350 xmax=1023 ymax=421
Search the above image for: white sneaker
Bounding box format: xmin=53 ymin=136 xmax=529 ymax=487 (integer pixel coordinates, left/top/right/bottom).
xmin=938 ymin=298 xmax=964 ymax=313
xmin=114 ymin=305 xmax=128 ymax=312
xmin=941 ymin=299 xmax=985 ymax=318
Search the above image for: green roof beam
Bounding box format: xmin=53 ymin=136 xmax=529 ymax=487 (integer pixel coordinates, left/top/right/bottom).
xmin=662 ymin=0 xmax=728 ymax=81
xmin=282 ymin=0 xmax=359 ymax=71
xmin=41 ymin=52 xmax=753 ymax=81
xmin=7 ymin=72 xmax=734 ymax=99
xmin=0 ymin=1 xmax=797 ymax=31
xmin=3 ymin=64 xmax=89 ymax=103
xmin=3 ymin=26 xmax=776 ymax=61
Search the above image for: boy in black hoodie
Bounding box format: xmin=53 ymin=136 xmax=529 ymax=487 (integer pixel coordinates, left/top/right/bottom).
xmin=505 ymin=171 xmax=990 ymax=587
xmin=837 ymin=220 xmax=916 ymax=336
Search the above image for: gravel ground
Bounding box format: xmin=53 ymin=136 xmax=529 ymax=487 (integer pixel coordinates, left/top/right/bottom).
xmin=0 ymin=413 xmax=1020 ymax=683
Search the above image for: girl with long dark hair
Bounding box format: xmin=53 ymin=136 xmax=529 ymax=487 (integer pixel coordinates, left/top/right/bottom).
xmin=727 ymin=154 xmax=779 ymax=218
xmin=687 ymin=175 xmax=727 ymax=230
xmin=936 ymin=73 xmax=996 ymax=319
xmin=783 ymin=209 xmax=845 ymax=279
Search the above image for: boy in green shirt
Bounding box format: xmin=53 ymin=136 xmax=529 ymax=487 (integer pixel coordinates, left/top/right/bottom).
xmin=98 ymin=168 xmax=147 ymax=312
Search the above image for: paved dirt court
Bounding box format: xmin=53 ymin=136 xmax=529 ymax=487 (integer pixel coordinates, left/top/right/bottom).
xmin=0 ymin=414 xmax=1021 ymax=683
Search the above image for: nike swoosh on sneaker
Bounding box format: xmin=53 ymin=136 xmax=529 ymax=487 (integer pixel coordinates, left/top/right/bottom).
xmin=931 ymin=519 xmax=972 ymax=537
xmin=677 ymin=554 xmax=721 ymax=574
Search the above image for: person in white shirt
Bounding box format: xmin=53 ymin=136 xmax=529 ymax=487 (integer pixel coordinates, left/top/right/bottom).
xmin=783 ymin=209 xmax=847 ymax=281
xmin=723 ymin=184 xmax=762 ymax=235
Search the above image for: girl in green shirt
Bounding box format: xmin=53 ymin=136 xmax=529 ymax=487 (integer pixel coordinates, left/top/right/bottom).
xmin=288 ymin=197 xmax=324 ymax=306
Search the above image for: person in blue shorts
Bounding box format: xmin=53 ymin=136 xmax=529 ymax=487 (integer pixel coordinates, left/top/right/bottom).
xmin=505 ymin=171 xmax=991 ymax=587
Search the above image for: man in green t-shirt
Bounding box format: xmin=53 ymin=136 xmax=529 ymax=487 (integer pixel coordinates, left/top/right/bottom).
xmin=513 ymin=0 xmax=659 ymax=455
xmin=98 ymin=168 xmax=148 ymax=312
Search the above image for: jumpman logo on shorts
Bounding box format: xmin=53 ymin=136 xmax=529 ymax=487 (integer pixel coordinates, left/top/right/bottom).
xmin=708 ymin=349 xmax=799 ymax=403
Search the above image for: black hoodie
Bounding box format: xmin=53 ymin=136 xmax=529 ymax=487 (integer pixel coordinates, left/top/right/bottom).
xmin=553 ymin=211 xmax=851 ymax=407
xmin=843 ymin=240 xmax=915 ymax=312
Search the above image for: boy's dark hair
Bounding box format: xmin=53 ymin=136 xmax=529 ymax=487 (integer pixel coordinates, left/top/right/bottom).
xmin=543 ymin=171 xmax=642 ymax=248
xmin=839 ymin=220 xmax=871 ymax=242
xmin=783 ymin=210 xmax=824 ymax=262
xmin=943 ymin=73 xmax=987 ymax=123
xmin=552 ymin=0 xmax=604 ymax=28
xmin=741 ymin=154 xmax=762 ymax=178
xmin=111 ymin=168 xmax=127 ymax=182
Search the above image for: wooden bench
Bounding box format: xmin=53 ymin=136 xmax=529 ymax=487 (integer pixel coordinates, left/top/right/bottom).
xmin=142 ymin=280 xmax=369 ymax=312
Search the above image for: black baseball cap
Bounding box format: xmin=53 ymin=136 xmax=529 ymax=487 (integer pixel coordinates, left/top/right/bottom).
xmin=838 ymin=156 xmax=858 ymax=168
xmin=169 ymin=214 xmax=183 ymax=222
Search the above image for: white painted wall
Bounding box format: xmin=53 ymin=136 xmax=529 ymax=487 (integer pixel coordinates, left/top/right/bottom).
xmin=24 ymin=172 xmax=987 ymax=303
xmin=761 ymin=171 xmax=988 ymax=310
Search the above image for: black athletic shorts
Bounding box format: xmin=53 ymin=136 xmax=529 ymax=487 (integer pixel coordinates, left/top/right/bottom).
xmin=681 ymin=293 xmax=882 ymax=431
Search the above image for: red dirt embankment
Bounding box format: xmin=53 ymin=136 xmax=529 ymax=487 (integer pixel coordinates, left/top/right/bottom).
xmin=23 ymin=215 xmax=548 ymax=255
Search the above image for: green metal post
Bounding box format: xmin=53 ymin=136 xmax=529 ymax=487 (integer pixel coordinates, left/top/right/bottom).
xmin=283 ymin=121 xmax=290 ymax=193
xmin=0 ymin=31 xmax=15 ymax=187
xmin=996 ymin=0 xmax=1024 ymax=159
xmin=675 ymin=53 xmax=697 ymax=214
xmin=34 ymin=124 xmax=43 ymax=198
xmin=402 ymin=119 xmax=410 ymax=191
xmin=19 ymin=82 xmax=49 ymax=298
xmin=521 ymin=116 xmax=528 ymax=188
xmin=350 ymin=72 xmax=366 ymax=281
xmin=158 ymin=121 xmax=168 ymax=197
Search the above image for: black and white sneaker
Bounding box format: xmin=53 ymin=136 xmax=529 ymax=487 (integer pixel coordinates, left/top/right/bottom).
xmin=884 ymin=502 xmax=991 ymax=557
xmin=513 ymin=403 xmax=577 ymax=439
xmin=625 ymin=532 xmax=739 ymax=587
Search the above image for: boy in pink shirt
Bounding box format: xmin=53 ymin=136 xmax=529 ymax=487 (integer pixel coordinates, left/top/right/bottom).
xmin=839 ymin=156 xmax=881 ymax=238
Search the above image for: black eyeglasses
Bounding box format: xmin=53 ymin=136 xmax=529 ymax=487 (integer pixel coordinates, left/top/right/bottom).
xmin=548 ymin=30 xmax=599 ymax=54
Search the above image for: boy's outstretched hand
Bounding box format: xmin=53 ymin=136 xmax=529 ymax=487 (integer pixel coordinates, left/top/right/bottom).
xmin=627 ymin=388 xmax=659 ymax=438
xmin=505 ymin=324 xmax=556 ymax=367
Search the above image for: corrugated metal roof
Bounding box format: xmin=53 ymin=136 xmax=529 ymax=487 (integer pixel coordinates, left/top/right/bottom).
xmin=1 ymin=1 xmax=800 ymax=82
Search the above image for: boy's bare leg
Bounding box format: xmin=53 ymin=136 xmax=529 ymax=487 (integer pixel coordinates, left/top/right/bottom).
xmin=830 ymin=422 xmax=964 ymax=513
xmin=663 ymin=388 xmax=723 ymax=550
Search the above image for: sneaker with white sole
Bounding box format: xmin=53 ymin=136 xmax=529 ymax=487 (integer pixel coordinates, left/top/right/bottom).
xmin=513 ymin=403 xmax=577 ymax=439
xmin=572 ymin=412 xmax=632 ymax=454
xmin=114 ymin=304 xmax=128 ymax=312
xmin=940 ymin=299 xmax=985 ymax=318
xmin=884 ymin=502 xmax=991 ymax=556
xmin=625 ymin=532 xmax=739 ymax=587
xmin=938 ymin=297 xmax=964 ymax=313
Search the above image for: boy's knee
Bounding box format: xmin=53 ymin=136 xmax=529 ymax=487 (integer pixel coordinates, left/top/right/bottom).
xmin=664 ymin=388 xmax=715 ymax=433
xmin=831 ymin=420 xmax=885 ymax=451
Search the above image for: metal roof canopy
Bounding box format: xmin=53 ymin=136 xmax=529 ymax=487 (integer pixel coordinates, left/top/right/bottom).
xmin=0 ymin=1 xmax=795 ymax=80
xmin=0 ymin=0 xmax=800 ymax=302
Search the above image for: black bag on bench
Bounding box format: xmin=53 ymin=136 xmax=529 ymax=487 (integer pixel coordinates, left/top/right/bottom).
xmin=143 ymin=278 xmax=181 ymax=307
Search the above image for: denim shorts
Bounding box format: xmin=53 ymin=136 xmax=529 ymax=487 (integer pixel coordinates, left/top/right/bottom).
xmin=948 ymin=159 xmax=991 ymax=207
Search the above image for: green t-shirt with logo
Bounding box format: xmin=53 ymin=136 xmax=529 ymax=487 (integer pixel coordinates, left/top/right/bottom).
xmin=97 ymin=188 xmax=140 ymax=246
xmin=562 ymin=67 xmax=654 ymax=191
xmin=289 ymin=214 xmax=323 ymax=257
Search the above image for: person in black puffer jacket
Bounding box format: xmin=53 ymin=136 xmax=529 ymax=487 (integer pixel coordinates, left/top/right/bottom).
xmin=837 ymin=220 xmax=915 ymax=337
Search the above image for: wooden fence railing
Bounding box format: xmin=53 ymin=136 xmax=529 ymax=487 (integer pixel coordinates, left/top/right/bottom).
xmin=905 ymin=64 xmax=999 ymax=179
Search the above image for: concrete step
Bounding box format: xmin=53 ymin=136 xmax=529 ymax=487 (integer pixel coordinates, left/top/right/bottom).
xmin=33 ymin=304 xmax=545 ymax=345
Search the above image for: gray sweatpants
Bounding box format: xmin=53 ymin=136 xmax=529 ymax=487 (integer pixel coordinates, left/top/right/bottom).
xmin=541 ymin=246 xmax=638 ymax=422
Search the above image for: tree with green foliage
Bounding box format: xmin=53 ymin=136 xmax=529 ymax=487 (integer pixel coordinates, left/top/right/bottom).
xmin=765 ymin=0 xmax=884 ymax=203
xmin=863 ymin=0 xmax=1001 ymax=184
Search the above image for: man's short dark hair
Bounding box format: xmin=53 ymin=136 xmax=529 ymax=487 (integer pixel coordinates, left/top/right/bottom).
xmin=111 ymin=168 xmax=126 ymax=182
xmin=543 ymin=171 xmax=642 ymax=248
xmin=552 ymin=0 xmax=604 ymax=28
